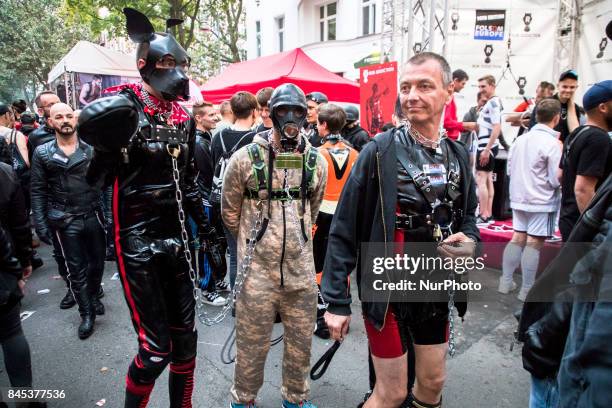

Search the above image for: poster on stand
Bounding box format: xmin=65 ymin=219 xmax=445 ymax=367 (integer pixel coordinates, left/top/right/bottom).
xmin=359 ymin=61 xmax=398 ymax=136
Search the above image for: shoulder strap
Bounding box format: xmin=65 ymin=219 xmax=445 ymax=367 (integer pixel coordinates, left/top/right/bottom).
xmin=247 ymin=143 xmax=267 ymax=193
xmin=304 ymin=148 xmax=318 ymax=190
xmin=442 ymin=141 xmax=461 ymax=202
xmin=563 ymin=125 xmax=592 ymax=167
xmin=229 ymin=131 xmax=254 ymax=154
xmin=219 ymin=128 xmax=228 ymax=154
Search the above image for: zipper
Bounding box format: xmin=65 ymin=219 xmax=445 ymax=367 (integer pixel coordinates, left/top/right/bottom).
xmin=376 ymin=150 xmax=391 ymax=329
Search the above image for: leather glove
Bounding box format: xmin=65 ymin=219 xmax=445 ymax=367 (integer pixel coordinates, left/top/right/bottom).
xmin=78 ymin=96 xmax=139 ymax=153
xmin=199 ymin=227 xmax=224 ymax=270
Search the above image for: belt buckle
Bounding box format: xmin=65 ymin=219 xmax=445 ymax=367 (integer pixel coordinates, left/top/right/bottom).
xmin=396 ymin=213 xmax=412 ymax=229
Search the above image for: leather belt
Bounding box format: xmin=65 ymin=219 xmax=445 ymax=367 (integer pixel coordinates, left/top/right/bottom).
xmin=395 ymin=209 xmax=463 ymax=230
xmin=50 ymin=202 xmax=101 ymax=214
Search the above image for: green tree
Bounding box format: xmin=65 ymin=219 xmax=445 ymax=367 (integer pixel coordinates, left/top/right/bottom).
xmin=65 ymin=0 xmax=246 ymax=80
xmin=0 ymin=0 xmax=92 ymax=106
xmin=66 ymin=0 xmax=202 ymax=50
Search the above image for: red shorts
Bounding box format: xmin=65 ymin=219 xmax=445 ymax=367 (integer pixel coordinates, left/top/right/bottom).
xmin=364 ymin=308 xmax=449 ymax=358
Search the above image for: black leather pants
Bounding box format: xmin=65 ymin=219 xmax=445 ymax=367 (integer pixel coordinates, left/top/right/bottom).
xmin=116 ymin=232 xmax=197 ymax=408
xmin=53 ymin=211 xmax=106 ymax=316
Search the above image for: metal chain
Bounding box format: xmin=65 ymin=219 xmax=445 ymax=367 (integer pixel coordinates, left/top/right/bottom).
xmin=401 ymin=121 xmax=448 ymax=149
xmin=447 ymin=271 xmax=457 ymax=357
xmin=168 ymin=146 xmax=200 ymax=319
xmin=198 ymin=201 xmax=265 ymax=326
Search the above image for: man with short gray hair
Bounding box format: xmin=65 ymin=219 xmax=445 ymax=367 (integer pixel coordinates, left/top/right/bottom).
xmin=323 ymin=52 xmax=479 ymax=408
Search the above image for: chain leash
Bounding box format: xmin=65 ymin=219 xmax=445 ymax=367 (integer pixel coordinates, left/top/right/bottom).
xmin=200 ymin=201 xmax=264 ymax=326
xmin=167 ymin=146 xmax=201 ymax=323
xmin=447 ymin=275 xmax=456 ymax=357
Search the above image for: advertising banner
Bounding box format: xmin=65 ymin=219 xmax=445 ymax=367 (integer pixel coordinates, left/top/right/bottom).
xmin=359 ymin=61 xmax=398 ymax=136
xmin=474 ymin=10 xmax=506 ymax=41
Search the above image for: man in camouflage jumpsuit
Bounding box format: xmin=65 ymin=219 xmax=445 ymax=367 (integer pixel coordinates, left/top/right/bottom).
xmin=221 ymin=83 xmax=327 ymax=408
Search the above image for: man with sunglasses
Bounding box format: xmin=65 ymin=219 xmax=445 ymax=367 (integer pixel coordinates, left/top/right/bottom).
xmin=304 ymin=91 xmax=328 ymax=147
xmin=222 ymin=83 xmax=327 ymax=408
xmin=78 ymin=8 xmax=221 ymax=407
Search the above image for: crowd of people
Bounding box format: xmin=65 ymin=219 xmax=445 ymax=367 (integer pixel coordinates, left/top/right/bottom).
xmin=0 ymin=7 xmax=611 ymax=408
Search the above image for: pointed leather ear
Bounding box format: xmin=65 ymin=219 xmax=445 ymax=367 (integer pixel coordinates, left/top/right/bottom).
xmin=123 ymin=8 xmax=155 ymax=43
xmin=166 ymin=18 xmax=184 ymax=32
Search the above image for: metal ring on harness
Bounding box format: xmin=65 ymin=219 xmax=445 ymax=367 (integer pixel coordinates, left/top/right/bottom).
xmin=310 ymin=340 xmax=342 ymax=380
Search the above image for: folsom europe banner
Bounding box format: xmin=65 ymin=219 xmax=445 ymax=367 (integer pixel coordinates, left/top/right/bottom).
xmin=474 ymin=9 xmax=506 ymax=41
xmin=359 ymin=61 xmax=398 ymax=136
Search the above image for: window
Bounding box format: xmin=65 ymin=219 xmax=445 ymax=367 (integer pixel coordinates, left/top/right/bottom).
xmin=362 ymin=0 xmax=376 ymax=35
xmin=319 ymin=2 xmax=337 ymax=41
xmin=276 ymin=16 xmax=284 ymax=52
xmin=255 ymin=20 xmax=262 ymax=57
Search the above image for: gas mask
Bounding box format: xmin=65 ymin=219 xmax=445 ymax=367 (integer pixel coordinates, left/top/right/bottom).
xmin=269 ymin=84 xmax=308 ymax=150
xmin=124 ymin=8 xmax=190 ymax=102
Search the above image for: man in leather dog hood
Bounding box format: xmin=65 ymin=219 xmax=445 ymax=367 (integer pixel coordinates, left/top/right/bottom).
xmin=78 ymin=8 xmax=221 ymax=408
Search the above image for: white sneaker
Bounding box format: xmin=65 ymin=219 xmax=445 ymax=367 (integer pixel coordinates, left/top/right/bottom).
xmin=498 ymin=280 xmax=517 ymax=294
xmin=518 ymin=287 xmax=531 ymax=302
xmin=215 ymin=280 xmax=230 ymax=293
xmin=202 ymin=291 xmax=228 ymax=306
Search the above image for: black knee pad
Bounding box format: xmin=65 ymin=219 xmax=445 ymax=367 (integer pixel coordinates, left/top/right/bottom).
xmin=129 ymin=348 xmax=171 ymax=384
xmin=170 ymin=329 xmax=198 ymax=362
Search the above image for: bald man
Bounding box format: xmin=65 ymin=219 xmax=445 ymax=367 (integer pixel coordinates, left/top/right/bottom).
xmin=30 ymin=103 xmax=106 ymax=340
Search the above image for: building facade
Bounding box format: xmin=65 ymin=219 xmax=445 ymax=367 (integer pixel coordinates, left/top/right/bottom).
xmin=244 ymin=0 xmax=385 ymax=80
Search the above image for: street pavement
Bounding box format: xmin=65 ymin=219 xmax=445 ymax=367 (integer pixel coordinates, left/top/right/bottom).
xmin=0 ymin=244 xmax=530 ymax=408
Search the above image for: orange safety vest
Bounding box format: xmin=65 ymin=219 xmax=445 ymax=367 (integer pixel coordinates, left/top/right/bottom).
xmin=318 ymin=139 xmax=359 ymax=214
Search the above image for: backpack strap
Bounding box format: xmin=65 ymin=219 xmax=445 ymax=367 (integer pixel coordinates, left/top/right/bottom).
xmin=219 ymin=128 xmax=228 ymax=156
xmin=562 ymin=125 xmax=592 ymax=169
xmin=228 ymin=130 xmax=254 ymax=155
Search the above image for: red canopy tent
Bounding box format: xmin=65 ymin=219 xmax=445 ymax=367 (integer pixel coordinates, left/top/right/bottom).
xmin=201 ymin=48 xmax=359 ymax=104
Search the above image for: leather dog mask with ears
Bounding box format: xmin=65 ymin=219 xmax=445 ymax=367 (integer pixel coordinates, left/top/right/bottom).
xmin=123 ymin=7 xmax=190 ymax=101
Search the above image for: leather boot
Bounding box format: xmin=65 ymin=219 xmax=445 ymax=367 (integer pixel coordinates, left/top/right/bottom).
xmin=74 ymin=289 xmax=95 ymax=339
xmin=92 ymin=298 xmax=105 ymax=315
xmin=59 ymin=289 xmax=76 ymax=309
xmin=78 ymin=313 xmax=95 ymax=339
xmin=124 ymin=376 xmax=154 ymax=408
xmin=169 ymin=359 xmax=196 ymax=408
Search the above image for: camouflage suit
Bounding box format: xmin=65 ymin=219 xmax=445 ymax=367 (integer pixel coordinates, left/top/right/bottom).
xmin=221 ymin=131 xmax=327 ymax=404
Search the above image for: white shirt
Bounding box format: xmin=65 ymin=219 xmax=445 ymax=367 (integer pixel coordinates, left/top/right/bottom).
xmin=507 ymin=123 xmax=562 ymax=212
xmin=477 ymin=96 xmax=502 ymax=150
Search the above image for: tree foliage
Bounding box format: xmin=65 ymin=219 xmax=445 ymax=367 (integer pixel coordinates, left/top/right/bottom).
xmin=65 ymin=0 xmax=246 ymax=80
xmin=0 ymin=0 xmax=92 ymax=106
xmin=65 ymin=0 xmax=202 ymax=50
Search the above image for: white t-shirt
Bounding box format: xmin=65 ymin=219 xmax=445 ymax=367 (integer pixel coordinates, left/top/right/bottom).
xmin=477 ymin=96 xmax=502 ymax=150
